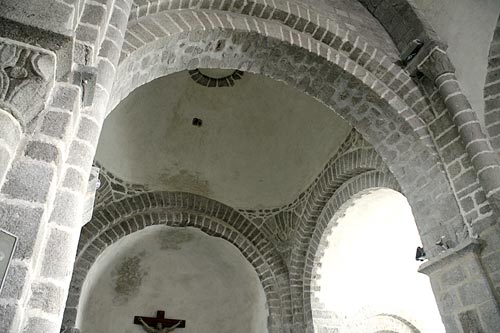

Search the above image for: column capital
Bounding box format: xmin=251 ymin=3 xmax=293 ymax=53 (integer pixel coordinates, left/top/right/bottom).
xmin=418 ymin=238 xmax=484 ymax=276
xmin=404 ymin=39 xmax=454 ymax=81
xmin=416 ymin=46 xmax=455 ymax=82
xmin=0 ymin=37 xmax=56 ymax=128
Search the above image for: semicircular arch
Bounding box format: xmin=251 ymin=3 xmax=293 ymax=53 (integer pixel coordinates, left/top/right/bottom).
xmin=64 ymin=192 xmax=289 ymax=332
xmin=306 ymin=170 xmax=400 ymax=330
xmin=89 ymin=8 xmax=466 ymax=331
xmin=107 ymin=15 xmax=461 ymax=250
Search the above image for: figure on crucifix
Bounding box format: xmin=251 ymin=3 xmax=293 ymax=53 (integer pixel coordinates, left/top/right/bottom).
xmin=133 ymin=310 xmax=185 ymax=333
xmin=138 ymin=316 xmax=182 ymax=332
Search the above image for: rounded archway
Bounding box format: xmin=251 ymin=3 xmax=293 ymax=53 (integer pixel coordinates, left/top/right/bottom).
xmin=77 ymin=225 xmax=268 ymax=333
xmin=312 ymin=188 xmax=444 ymax=332
xmin=0 ymin=1 xmax=498 ymax=333
xmin=64 ymin=191 xmax=286 ymax=331
xmin=67 ymin=4 xmax=469 ymax=332
xmin=93 ymin=22 xmax=463 ymax=329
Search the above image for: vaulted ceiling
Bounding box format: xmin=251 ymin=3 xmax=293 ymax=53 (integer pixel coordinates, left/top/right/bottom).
xmin=96 ymin=71 xmax=352 ymax=209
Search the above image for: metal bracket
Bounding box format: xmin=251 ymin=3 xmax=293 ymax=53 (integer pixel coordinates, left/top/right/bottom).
xmin=72 ymin=65 xmax=97 ymax=107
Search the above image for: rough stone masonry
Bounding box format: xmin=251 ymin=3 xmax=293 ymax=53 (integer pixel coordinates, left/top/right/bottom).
xmin=0 ymin=0 xmax=500 ymax=332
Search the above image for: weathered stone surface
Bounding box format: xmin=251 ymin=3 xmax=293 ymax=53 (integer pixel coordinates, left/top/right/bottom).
xmin=0 ymin=2 xmax=499 ymax=333
xmin=40 ymin=228 xmax=75 ymax=279
xmin=416 ymin=46 xmax=455 ymax=80
xmin=0 ymin=0 xmax=75 ymax=36
xmin=0 ymin=145 xmax=12 ymax=185
xmin=24 ymin=141 xmax=59 ymax=163
xmin=0 ymin=37 xmax=56 ymax=126
xmin=50 ymin=84 xmax=79 ymax=112
xmin=29 ymin=282 xmax=64 ymax=314
xmin=2 ymin=160 xmax=54 ymax=202
xmin=0 ymin=202 xmax=44 ymax=259
xmin=440 ymin=264 xmax=468 ymax=286
xmin=40 ymin=109 xmax=72 ymax=139
xmin=22 ymin=317 xmax=59 ymax=333
xmin=0 ymin=263 xmax=28 ymax=300
xmin=459 ymin=309 xmax=484 ymax=333
xmin=49 ymin=190 xmax=83 ymax=227
xmin=0 ymin=303 xmax=16 ymax=332
xmin=0 ymin=108 xmax=21 ymax=147
xmin=0 ymin=108 xmax=21 ymax=186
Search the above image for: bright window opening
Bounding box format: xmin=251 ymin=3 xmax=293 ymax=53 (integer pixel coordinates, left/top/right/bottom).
xmin=313 ymin=188 xmax=445 ymax=332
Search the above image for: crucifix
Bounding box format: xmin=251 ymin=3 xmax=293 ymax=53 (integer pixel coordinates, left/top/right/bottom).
xmin=133 ymin=310 xmax=186 ymax=332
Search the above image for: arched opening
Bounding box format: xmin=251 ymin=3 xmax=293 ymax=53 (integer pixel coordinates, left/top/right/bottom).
xmin=0 ymin=1 xmax=498 ymax=332
xmin=312 ymin=188 xmax=444 ymax=332
xmin=65 ymin=7 xmax=464 ymax=331
xmin=77 ymin=225 xmax=268 ymax=333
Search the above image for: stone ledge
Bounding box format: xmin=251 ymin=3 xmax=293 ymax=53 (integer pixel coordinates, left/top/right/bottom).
xmin=419 ymin=238 xmax=484 ymax=275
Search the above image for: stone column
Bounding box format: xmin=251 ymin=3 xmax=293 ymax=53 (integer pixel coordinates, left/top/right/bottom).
xmin=0 ymin=0 xmax=134 ymax=331
xmin=25 ymin=0 xmax=134 ymax=332
xmin=0 ymin=37 xmax=61 ymax=333
xmin=419 ymin=239 xmax=500 ymax=332
xmin=417 ymin=46 xmax=500 ymax=216
xmin=410 ymin=42 xmax=500 ymax=332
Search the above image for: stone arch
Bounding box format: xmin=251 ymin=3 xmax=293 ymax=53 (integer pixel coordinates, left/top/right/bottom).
xmin=125 ymin=0 xmax=401 ymax=59
xmin=124 ymin=0 xmax=443 ymax=63
xmin=357 ymin=0 xmax=441 ymax=54
xmin=484 ymin=14 xmax=500 ymax=151
xmin=99 ymin=3 xmax=486 ymax=245
xmin=64 ymin=191 xmax=288 ymax=332
xmin=81 ymin=5 xmax=477 ymax=331
xmin=109 ymin=13 xmax=462 ymax=244
xmin=360 ymin=313 xmax=421 ymax=333
xmin=307 ymin=170 xmax=400 ymax=331
xmin=116 ymin=9 xmax=435 ymax=132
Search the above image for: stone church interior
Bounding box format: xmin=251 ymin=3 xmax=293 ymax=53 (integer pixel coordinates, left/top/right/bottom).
xmin=0 ymin=0 xmax=500 ymax=332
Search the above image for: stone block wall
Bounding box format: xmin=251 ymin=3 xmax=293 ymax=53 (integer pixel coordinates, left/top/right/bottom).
xmin=485 ymin=16 xmax=500 ymax=151
xmin=0 ymin=1 xmax=500 ymax=333
xmin=420 ymin=239 xmax=500 ymax=332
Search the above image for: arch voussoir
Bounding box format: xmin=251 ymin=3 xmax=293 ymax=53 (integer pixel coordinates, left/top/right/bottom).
xmin=304 ymin=170 xmax=400 ymax=330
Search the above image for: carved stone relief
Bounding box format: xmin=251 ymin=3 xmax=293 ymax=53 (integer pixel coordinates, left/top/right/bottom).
xmin=0 ymin=37 xmax=55 ymax=127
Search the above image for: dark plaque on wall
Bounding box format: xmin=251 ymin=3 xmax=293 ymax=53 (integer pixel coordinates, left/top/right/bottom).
xmin=0 ymin=229 xmax=17 ymax=292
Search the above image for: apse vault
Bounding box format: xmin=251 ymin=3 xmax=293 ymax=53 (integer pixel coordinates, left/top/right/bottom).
xmin=77 ymin=226 xmax=268 ymax=333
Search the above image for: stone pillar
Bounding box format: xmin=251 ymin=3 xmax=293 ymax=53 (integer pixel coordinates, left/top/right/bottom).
xmin=417 ymin=46 xmax=500 ymax=216
xmin=419 ymin=239 xmax=500 ymax=332
xmin=0 ymin=37 xmax=61 ymax=333
xmin=27 ymin=0 xmax=135 ymax=331
xmin=414 ymin=44 xmax=500 ymax=333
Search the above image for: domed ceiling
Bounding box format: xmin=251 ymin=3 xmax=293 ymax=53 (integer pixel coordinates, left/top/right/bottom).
xmin=96 ymin=70 xmax=352 ymax=209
